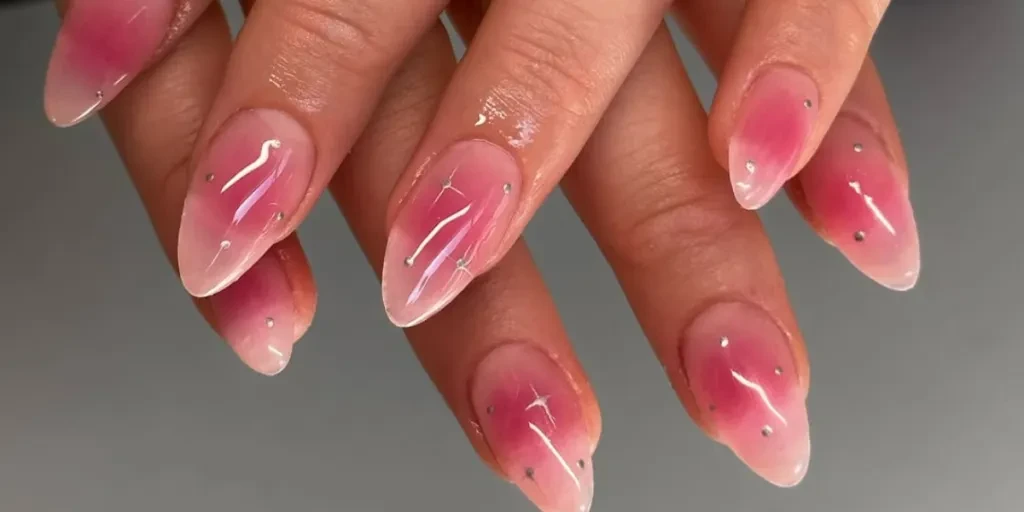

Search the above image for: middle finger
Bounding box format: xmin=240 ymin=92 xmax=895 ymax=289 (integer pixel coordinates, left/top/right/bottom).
xmin=175 ymin=0 xmax=447 ymax=297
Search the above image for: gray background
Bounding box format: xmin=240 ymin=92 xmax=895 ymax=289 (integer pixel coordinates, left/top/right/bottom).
xmin=1 ymin=2 xmax=1020 ymax=511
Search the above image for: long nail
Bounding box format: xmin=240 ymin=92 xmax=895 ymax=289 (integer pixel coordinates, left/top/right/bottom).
xmin=471 ymin=344 xmax=594 ymax=512
xmin=178 ymin=109 xmax=315 ymax=298
xmin=681 ymin=302 xmax=810 ymax=487
xmin=381 ymin=140 xmax=520 ymax=327
xmin=208 ymin=251 xmax=296 ymax=376
xmin=44 ymin=0 xmax=174 ymax=127
xmin=797 ymin=116 xmax=920 ymax=290
xmin=729 ymin=67 xmax=819 ymax=209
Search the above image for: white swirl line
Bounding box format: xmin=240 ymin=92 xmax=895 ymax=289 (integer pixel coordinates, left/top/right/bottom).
xmin=221 ymin=139 xmax=282 ymax=193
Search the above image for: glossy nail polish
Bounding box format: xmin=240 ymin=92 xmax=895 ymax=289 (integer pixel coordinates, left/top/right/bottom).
xmin=729 ymin=67 xmax=819 ymax=209
xmin=44 ymin=0 xmax=174 ymax=127
xmin=208 ymin=252 xmax=296 ymax=376
xmin=797 ymin=116 xmax=920 ymax=290
xmin=381 ymin=140 xmax=520 ymax=327
xmin=471 ymin=344 xmax=594 ymax=512
xmin=178 ymin=109 xmax=314 ymax=298
xmin=681 ymin=302 xmax=810 ymax=487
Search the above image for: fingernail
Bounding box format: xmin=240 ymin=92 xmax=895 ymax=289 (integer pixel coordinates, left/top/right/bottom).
xmin=178 ymin=109 xmax=315 ymax=297
xmin=44 ymin=0 xmax=174 ymax=127
xmin=681 ymin=302 xmax=810 ymax=487
xmin=797 ymin=116 xmax=921 ymax=290
xmin=729 ymin=67 xmax=819 ymax=209
xmin=471 ymin=343 xmax=594 ymax=512
xmin=381 ymin=140 xmax=520 ymax=327
xmin=209 ymin=252 xmax=296 ymax=376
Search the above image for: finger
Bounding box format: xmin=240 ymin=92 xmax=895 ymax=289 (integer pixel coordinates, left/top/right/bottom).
xmin=562 ymin=26 xmax=811 ymax=487
xmin=379 ymin=0 xmax=673 ymax=327
xmin=331 ymin=23 xmax=600 ymax=512
xmin=99 ymin=4 xmax=316 ymax=375
xmin=683 ymin=0 xmax=891 ymax=209
xmin=46 ymin=0 xmax=216 ymax=127
xmin=677 ymin=0 xmax=921 ymax=289
xmin=174 ymin=0 xmax=447 ymax=298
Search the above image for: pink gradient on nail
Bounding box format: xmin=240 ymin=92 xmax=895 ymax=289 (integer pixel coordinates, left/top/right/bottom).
xmin=44 ymin=0 xmax=173 ymax=127
xmin=472 ymin=344 xmax=594 ymax=512
xmin=178 ymin=110 xmax=314 ymax=298
xmin=798 ymin=116 xmax=920 ymax=290
xmin=208 ymin=253 xmax=295 ymax=376
xmin=381 ymin=140 xmax=520 ymax=327
xmin=729 ymin=67 xmax=819 ymax=209
xmin=682 ymin=302 xmax=810 ymax=487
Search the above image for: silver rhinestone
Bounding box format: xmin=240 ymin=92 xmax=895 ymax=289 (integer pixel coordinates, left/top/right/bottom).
xmin=274 ymin=211 xmax=285 ymax=221
xmin=745 ymin=160 xmax=756 ymax=173
xmin=577 ymin=459 xmax=586 ymax=469
xmin=205 ymin=173 xmax=215 ymax=183
xmin=761 ymin=425 xmax=773 ymax=437
xmin=853 ymin=143 xmax=864 ymax=153
xmin=96 ymin=90 xmax=104 ymax=101
xmin=403 ymin=256 xmax=414 ymax=267
xmin=486 ymin=405 xmax=495 ymax=415
xmin=441 ymin=178 xmax=452 ymax=188
xmin=456 ymin=258 xmax=467 ymax=268
xmin=854 ymin=231 xmax=866 ymax=242
xmin=503 ymin=183 xmax=512 ymax=194
xmin=803 ymin=99 xmax=813 ymax=109
xmin=720 ymin=336 xmax=730 ymax=348
xmin=525 ymin=467 xmax=535 ymax=479
xmin=774 ymin=366 xmax=783 ymax=376
xmin=265 ymin=317 xmax=275 ymax=328
xmin=219 ymin=240 xmax=231 ymax=250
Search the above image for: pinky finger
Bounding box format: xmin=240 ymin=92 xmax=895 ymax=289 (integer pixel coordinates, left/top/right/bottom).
xmin=100 ymin=4 xmax=316 ymax=375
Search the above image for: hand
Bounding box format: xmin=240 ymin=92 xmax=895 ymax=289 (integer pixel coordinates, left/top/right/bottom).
xmin=50 ymin=0 xmax=919 ymax=509
xmin=44 ymin=0 xmax=909 ymax=330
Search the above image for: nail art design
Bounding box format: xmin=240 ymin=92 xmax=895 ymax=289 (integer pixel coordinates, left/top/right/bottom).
xmin=798 ymin=116 xmax=921 ymax=290
xmin=382 ymin=140 xmax=520 ymax=327
xmin=682 ymin=302 xmax=810 ymax=487
xmin=208 ymin=252 xmax=296 ymax=376
xmin=729 ymin=67 xmax=820 ymax=209
xmin=472 ymin=344 xmax=594 ymax=512
xmin=178 ymin=109 xmax=314 ymax=298
xmin=44 ymin=0 xmax=174 ymax=127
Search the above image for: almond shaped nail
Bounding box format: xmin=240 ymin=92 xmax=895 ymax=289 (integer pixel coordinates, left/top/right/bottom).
xmin=729 ymin=67 xmax=819 ymax=209
xmin=208 ymin=253 xmax=296 ymax=376
xmin=381 ymin=140 xmax=520 ymax=327
xmin=682 ymin=302 xmax=810 ymax=487
xmin=178 ymin=109 xmax=315 ymax=297
xmin=798 ymin=116 xmax=920 ymax=290
xmin=471 ymin=344 xmax=594 ymax=512
xmin=44 ymin=0 xmax=174 ymax=127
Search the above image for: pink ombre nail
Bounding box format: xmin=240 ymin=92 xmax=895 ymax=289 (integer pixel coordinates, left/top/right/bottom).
xmin=729 ymin=67 xmax=819 ymax=209
xmin=471 ymin=344 xmax=594 ymax=512
xmin=797 ymin=116 xmax=920 ymax=290
xmin=381 ymin=140 xmax=520 ymax=327
xmin=44 ymin=0 xmax=174 ymax=127
xmin=178 ymin=109 xmax=314 ymax=298
xmin=682 ymin=302 xmax=810 ymax=487
xmin=208 ymin=252 xmax=296 ymax=376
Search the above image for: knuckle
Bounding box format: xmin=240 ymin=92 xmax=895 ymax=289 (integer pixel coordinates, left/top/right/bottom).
xmin=494 ymin=5 xmax=606 ymax=119
xmin=597 ymin=139 xmax=754 ymax=272
xmin=272 ymin=0 xmax=389 ymax=73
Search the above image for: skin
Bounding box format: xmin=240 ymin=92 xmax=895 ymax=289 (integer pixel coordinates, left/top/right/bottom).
xmin=49 ymin=0 xmax=920 ymax=508
xmin=45 ymin=0 xmax=903 ymax=326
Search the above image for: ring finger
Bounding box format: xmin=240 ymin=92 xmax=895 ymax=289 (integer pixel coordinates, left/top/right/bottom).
xmin=564 ymin=26 xmax=812 ymax=486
